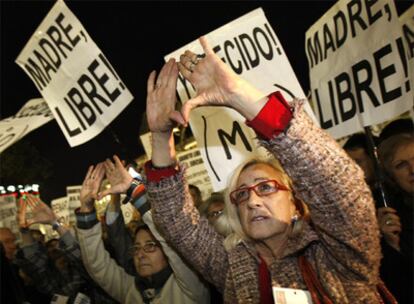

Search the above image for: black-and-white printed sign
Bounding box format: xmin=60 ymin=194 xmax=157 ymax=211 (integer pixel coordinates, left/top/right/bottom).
xmin=400 ymin=4 xmax=414 ymax=101
xmin=306 ymin=0 xmax=412 ymax=139
xmin=0 ymin=195 xmax=18 ymax=236
xmin=51 ymin=196 xmax=69 ymax=225
xmin=15 ymin=0 xmax=133 ymax=147
xmin=0 ymin=98 xmax=53 ymax=154
xmin=165 ymin=8 xmax=312 ymax=191
xmin=177 ymin=147 xmax=213 ymax=200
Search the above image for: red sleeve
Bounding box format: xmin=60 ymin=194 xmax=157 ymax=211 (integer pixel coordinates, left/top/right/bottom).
xmin=145 ymin=161 xmax=179 ymax=182
xmin=246 ymin=91 xmax=293 ymax=139
xmin=146 ymin=91 xmax=292 ymax=182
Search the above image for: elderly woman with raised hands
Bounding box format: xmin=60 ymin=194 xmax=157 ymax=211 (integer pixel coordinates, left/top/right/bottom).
xmin=140 ymin=37 xmax=388 ymax=303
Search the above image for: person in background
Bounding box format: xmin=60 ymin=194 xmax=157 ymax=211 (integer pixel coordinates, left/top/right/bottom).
xmin=200 ymin=192 xmax=225 ymax=225
xmin=377 ymin=133 xmax=414 ymax=304
xmin=379 ymin=118 xmax=414 ymax=144
xmin=140 ymin=37 xmax=388 ymax=303
xmin=15 ymin=194 xmax=116 ymax=303
xmin=0 ymin=227 xmax=17 ymax=261
xmin=343 ymin=133 xmax=376 ymax=188
xmin=200 ymin=191 xmax=231 ymax=237
xmin=30 ymin=229 xmax=45 ymax=244
xmin=76 ymin=162 xmax=210 ymax=303
xmin=0 ymin=227 xmax=32 ymax=304
xmin=189 ymin=184 xmax=203 ymax=209
xmin=343 ymin=132 xmax=411 ymax=303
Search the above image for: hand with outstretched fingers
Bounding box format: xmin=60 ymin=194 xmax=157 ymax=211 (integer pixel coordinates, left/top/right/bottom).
xmin=80 ymin=163 xmax=105 ymax=212
xmin=146 ymin=58 xmax=185 ymax=133
xmin=178 ymin=36 xmax=265 ymax=123
xmin=24 ymin=194 xmax=57 ymax=226
xmin=377 ymin=207 xmax=402 ymax=251
xmin=98 ymin=155 xmax=133 ymax=198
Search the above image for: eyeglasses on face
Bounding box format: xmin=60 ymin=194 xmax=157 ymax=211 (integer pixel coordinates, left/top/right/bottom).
xmin=230 ymin=179 xmax=289 ymax=205
xmin=129 ymin=241 xmax=159 ymax=255
xmin=207 ymin=209 xmax=223 ymax=219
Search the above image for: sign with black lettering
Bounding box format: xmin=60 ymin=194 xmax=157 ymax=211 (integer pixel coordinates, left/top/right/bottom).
xmin=15 ymin=0 xmax=133 ymax=147
xmin=0 ymin=98 xmax=53 ymax=153
xmin=0 ymin=195 xmax=18 ymax=237
xmin=306 ymin=0 xmax=412 ymax=139
xmin=166 ymin=8 xmax=312 ymax=191
xmin=400 ymin=4 xmax=414 ymax=98
xmin=51 ymin=196 xmax=69 ymax=225
xmin=177 ymin=147 xmax=213 ymax=200
xmin=66 ymin=185 xmax=81 ymax=225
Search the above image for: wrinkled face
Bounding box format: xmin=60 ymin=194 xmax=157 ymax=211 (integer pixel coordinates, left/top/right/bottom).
xmin=0 ymin=229 xmax=17 ymax=260
xmin=346 ymin=148 xmax=375 ymax=185
xmin=133 ymin=229 xmax=168 ymax=278
xmin=207 ymin=201 xmax=224 ymax=224
xmin=389 ymin=142 xmax=414 ymax=194
xmin=236 ymin=164 xmax=295 ymax=243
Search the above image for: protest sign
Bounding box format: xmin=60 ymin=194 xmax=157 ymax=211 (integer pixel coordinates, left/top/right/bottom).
xmin=306 ymin=0 xmax=413 ymax=139
xmin=400 ymin=4 xmax=414 ymax=99
xmin=66 ymin=185 xmax=81 ymax=225
xmin=0 ymin=195 xmax=18 ymax=236
xmin=139 ymin=132 xmax=152 ymax=159
xmin=16 ymin=0 xmax=133 ymax=147
xmin=51 ymin=196 xmax=70 ymax=225
xmin=165 ymin=8 xmax=312 ymax=191
xmin=0 ymin=98 xmax=53 ymax=153
xmin=177 ymin=147 xmax=213 ymax=200
xmin=120 ymin=198 xmax=136 ymax=225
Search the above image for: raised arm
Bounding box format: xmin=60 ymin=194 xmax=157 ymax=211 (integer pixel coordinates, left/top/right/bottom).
xmin=144 ymin=55 xmax=230 ymax=289
xmin=76 ymin=163 xmax=142 ymax=303
xmin=151 ymin=36 xmax=379 ymax=282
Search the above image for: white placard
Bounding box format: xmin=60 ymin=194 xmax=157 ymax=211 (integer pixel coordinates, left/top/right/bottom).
xmin=0 ymin=98 xmax=53 ymax=154
xmin=0 ymin=195 xmax=18 ymax=236
xmin=139 ymin=132 xmax=152 ymax=159
xmin=66 ymin=185 xmax=81 ymax=225
xmin=306 ymin=0 xmax=413 ymax=139
xmin=177 ymin=147 xmax=213 ymax=200
xmin=120 ymin=199 xmax=135 ymax=225
xmin=15 ymin=0 xmax=133 ymax=147
xmin=165 ymin=8 xmax=312 ymax=191
xmin=400 ymin=4 xmax=414 ymax=100
xmin=51 ymin=196 xmax=69 ymax=225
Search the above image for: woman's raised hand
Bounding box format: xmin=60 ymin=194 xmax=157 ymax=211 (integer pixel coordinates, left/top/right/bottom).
xmin=80 ymin=163 xmax=105 ymax=212
xmin=178 ymin=36 xmax=265 ymax=122
xmin=146 ymin=58 xmax=185 ymax=133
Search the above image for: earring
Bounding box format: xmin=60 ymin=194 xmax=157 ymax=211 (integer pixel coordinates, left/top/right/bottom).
xmin=291 ymin=214 xmax=299 ymax=224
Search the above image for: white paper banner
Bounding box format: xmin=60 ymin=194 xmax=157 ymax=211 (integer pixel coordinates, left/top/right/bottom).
xmin=165 ymin=8 xmax=312 ymax=191
xmin=400 ymin=4 xmax=414 ymax=100
xmin=0 ymin=98 xmax=53 ymax=154
xmin=306 ymin=0 xmax=413 ymax=139
xmin=66 ymin=185 xmax=81 ymax=225
xmin=51 ymin=196 xmax=69 ymax=225
xmin=0 ymin=195 xmax=18 ymax=236
xmin=15 ymin=0 xmax=133 ymax=147
xmin=177 ymin=147 xmax=213 ymax=200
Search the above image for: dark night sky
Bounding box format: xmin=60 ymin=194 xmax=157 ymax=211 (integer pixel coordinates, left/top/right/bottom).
xmin=1 ymin=0 xmax=412 ymax=203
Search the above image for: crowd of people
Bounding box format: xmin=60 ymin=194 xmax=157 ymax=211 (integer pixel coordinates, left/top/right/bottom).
xmin=1 ymin=36 xmax=413 ymax=304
